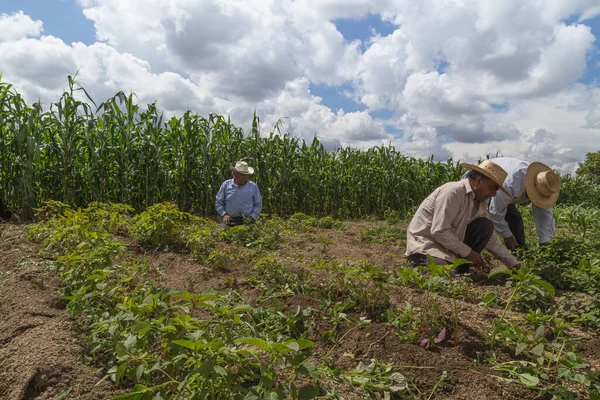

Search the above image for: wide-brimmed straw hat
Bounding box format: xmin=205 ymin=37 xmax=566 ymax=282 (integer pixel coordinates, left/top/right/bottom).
xmin=231 ymin=161 xmax=254 ymax=175
xmin=461 ymin=160 xmax=510 ymax=196
xmin=524 ymin=162 xmax=560 ymax=208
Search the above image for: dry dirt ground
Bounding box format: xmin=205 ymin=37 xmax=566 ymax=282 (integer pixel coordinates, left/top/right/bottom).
xmin=0 ymin=224 xmax=124 ymax=400
xmin=1 ymin=220 xmax=598 ymax=399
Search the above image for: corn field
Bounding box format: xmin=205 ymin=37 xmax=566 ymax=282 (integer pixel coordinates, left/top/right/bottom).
xmin=0 ymin=75 xmax=596 ymax=220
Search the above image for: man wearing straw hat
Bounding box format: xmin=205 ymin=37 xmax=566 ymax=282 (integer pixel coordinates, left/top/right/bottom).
xmin=406 ymin=160 xmax=519 ymax=274
xmin=215 ymin=161 xmax=263 ymax=228
xmin=487 ymin=158 xmax=560 ymax=250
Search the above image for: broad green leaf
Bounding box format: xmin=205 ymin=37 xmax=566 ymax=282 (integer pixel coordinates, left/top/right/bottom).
xmin=488 ymin=266 xmax=511 ymax=278
xmin=172 ymin=339 xmax=196 ymax=351
xmin=298 ymin=385 xmax=319 ymax=400
xmin=133 ymin=322 xmax=153 ymax=336
xmin=515 ymin=342 xmax=527 ymax=356
xmin=124 ymin=334 xmax=137 ymax=350
xmin=518 ymin=373 xmax=539 ymax=388
xmin=296 ymin=338 xmax=315 ymax=350
xmin=531 ymin=343 xmax=545 ymax=357
xmin=115 ymin=342 xmax=127 ymax=357
xmin=111 ymin=385 xmax=151 ymax=400
xmin=235 ymin=337 xmax=271 ymax=352
xmin=533 ymin=279 xmax=555 ymax=296
xmin=483 ymin=292 xmax=497 ymax=305
xmin=285 ymin=341 xmax=300 ymax=351
xmin=271 ymin=342 xmax=293 ymax=354
xmin=135 ymin=364 xmax=145 ymax=381
xmin=115 ymin=363 xmax=127 ymax=384
xmin=268 ymin=391 xmax=280 ymax=400
xmin=533 ymin=325 xmax=545 ymax=340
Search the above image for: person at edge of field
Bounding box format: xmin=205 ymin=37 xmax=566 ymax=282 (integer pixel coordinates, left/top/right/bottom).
xmin=0 ymin=197 xmax=11 ymax=222
xmin=215 ymin=160 xmax=262 ymax=229
xmin=405 ymin=159 xmax=520 ymax=274
xmin=486 ymin=157 xmax=560 ymax=251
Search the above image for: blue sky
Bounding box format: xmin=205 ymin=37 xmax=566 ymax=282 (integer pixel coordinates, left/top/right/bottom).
xmin=2 ymin=0 xmax=96 ymax=45
xmin=1 ymin=0 xmax=600 ymax=172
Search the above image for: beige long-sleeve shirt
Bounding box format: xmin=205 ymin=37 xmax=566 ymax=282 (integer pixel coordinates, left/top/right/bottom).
xmin=406 ymin=179 xmax=518 ymax=268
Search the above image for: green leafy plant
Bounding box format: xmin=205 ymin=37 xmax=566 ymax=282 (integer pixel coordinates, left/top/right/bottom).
xmin=488 ymin=266 xmax=555 ymax=348
xmin=82 ymin=202 xmax=135 ymax=235
xmin=128 ymin=202 xmax=202 ymax=249
xmin=327 ymin=359 xmax=415 ymax=399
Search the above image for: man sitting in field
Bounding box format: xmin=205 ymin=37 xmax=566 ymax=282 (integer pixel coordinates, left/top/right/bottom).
xmin=406 ymin=160 xmax=519 ymax=274
xmin=215 ymin=161 xmax=262 ymax=228
xmin=0 ymin=197 xmax=11 ymax=222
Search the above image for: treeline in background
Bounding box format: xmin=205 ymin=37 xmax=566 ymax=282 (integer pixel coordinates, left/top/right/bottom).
xmin=1 ymin=75 xmax=598 ymax=220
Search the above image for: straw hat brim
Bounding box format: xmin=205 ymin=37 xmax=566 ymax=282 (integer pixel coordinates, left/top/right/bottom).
xmin=231 ymin=166 xmax=254 ymax=175
xmin=461 ymin=162 xmax=510 ymax=196
xmin=524 ymin=162 xmax=559 ymax=208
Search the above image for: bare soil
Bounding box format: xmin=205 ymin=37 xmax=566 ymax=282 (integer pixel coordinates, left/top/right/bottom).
xmin=0 ymin=220 xmax=598 ymax=399
xmin=0 ymin=224 xmax=124 ymax=400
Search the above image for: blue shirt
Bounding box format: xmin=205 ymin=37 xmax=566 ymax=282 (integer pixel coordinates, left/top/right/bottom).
xmin=215 ymin=179 xmax=262 ymax=219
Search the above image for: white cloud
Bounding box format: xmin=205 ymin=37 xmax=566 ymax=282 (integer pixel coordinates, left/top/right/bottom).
xmin=1 ymin=1 xmax=600 ymax=172
xmin=257 ymin=78 xmax=388 ymax=148
xmin=0 ymin=11 xmax=43 ymax=41
xmin=0 ymin=36 xmax=76 ymax=97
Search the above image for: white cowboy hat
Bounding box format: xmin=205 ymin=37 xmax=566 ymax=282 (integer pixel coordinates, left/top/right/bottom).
xmin=461 ymin=160 xmax=511 ymax=196
xmin=524 ymin=162 xmax=560 ymax=208
xmin=231 ymin=160 xmax=254 ymax=175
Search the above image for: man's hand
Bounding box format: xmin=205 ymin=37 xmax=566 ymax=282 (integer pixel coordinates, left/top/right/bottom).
xmin=465 ymin=250 xmax=483 ymax=268
xmin=504 ymin=235 xmax=517 ymax=250
xmin=222 ymin=214 xmax=232 ymax=224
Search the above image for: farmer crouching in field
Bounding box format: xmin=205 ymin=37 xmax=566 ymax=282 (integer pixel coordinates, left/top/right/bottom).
xmin=406 ymin=160 xmax=519 ymax=274
xmin=486 ymin=158 xmax=560 ymax=251
xmin=215 ymin=161 xmax=262 ymax=229
xmin=0 ymin=197 xmax=11 ymax=222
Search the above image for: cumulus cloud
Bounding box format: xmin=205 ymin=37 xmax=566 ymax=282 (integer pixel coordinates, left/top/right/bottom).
xmin=583 ymin=107 xmax=600 ymax=129
xmin=0 ymin=11 xmax=43 ymax=41
xmin=1 ymin=1 xmax=600 ymax=172
xmin=0 ymin=36 xmax=77 ymax=99
xmin=256 ymin=78 xmax=387 ymax=148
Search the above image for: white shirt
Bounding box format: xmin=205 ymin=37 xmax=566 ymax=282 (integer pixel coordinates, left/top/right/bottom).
xmin=488 ymin=157 xmax=555 ymax=244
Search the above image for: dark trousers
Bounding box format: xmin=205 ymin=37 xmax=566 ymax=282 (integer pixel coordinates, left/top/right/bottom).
xmin=505 ymin=204 xmax=527 ymax=249
xmin=407 ymin=217 xmax=493 ymax=273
